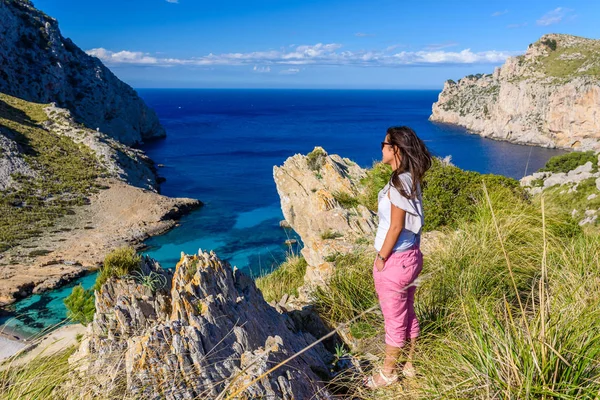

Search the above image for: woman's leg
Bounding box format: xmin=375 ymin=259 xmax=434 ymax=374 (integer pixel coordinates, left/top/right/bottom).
xmin=403 ymin=284 xmax=419 ymax=372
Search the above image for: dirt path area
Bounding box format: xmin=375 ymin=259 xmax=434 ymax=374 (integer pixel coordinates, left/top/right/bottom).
xmin=0 ymin=178 xmax=200 ymax=306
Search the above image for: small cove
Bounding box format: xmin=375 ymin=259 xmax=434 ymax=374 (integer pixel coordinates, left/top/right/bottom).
xmin=0 ymin=89 xmax=566 ymax=338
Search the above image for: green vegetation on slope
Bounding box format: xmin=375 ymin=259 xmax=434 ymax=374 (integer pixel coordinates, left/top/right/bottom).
xmin=255 ymin=255 xmax=307 ymax=303
xmin=0 ymin=92 xmax=106 ymax=252
xmin=64 ymin=246 xmax=142 ymax=325
xmin=537 ymin=37 xmax=600 ymax=79
xmin=316 ymin=186 xmax=599 ymax=398
xmin=539 ymin=150 xmax=598 ymax=173
xmin=355 ymin=158 xmax=525 ymax=231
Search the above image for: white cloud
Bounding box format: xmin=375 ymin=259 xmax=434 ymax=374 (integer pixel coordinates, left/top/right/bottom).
xmin=507 ymin=22 xmax=528 ymax=28
xmin=253 ymin=65 xmax=271 ymax=73
xmin=166 ymin=0 xmax=179 ymax=3
xmin=86 ymin=48 xmax=162 ymax=64
xmin=355 ymin=32 xmax=375 ymax=37
xmin=86 ymin=43 xmax=517 ymax=69
xmin=537 ymin=7 xmax=573 ymax=26
xmin=423 ymin=42 xmax=459 ymax=51
xmin=280 ymin=68 xmax=300 ymax=75
xmin=492 ymin=10 xmax=509 ymax=17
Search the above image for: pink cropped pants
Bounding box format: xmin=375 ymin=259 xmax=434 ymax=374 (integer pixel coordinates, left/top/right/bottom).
xmin=373 ymin=245 xmax=423 ymax=348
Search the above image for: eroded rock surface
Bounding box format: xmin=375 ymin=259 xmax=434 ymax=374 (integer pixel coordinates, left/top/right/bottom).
xmin=431 ymin=34 xmax=600 ymax=151
xmin=273 ymin=147 xmax=377 ymax=294
xmin=71 ymin=251 xmax=332 ymax=399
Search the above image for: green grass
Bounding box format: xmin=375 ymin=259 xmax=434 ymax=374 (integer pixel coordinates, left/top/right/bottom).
xmin=539 ymin=42 xmax=600 ymax=79
xmin=321 ymin=230 xmax=343 ymax=240
xmin=93 ymin=246 xmax=142 ymax=290
xmin=314 ymin=250 xmax=379 ymax=325
xmin=315 ymin=183 xmax=600 ymax=398
xmin=255 ymin=255 xmax=307 ymax=303
xmin=332 ymin=190 xmax=360 ymax=208
xmin=542 ymin=177 xmax=600 ymax=225
xmin=0 ymin=346 xmax=76 ymax=400
xmin=0 ymin=92 xmax=106 ymax=251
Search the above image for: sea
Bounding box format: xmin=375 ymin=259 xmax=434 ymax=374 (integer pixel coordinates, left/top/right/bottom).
xmin=0 ymin=89 xmax=566 ymax=338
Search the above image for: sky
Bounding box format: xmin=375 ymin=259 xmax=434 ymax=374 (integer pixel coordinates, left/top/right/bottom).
xmin=34 ymin=0 xmax=599 ymax=89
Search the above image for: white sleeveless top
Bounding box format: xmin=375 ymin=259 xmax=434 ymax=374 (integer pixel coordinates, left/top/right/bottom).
xmin=374 ymin=172 xmax=424 ymax=252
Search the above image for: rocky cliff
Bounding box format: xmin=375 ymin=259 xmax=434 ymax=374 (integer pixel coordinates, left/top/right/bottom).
xmin=273 ymin=147 xmax=378 ymax=296
xmin=0 ymin=0 xmax=165 ymax=146
xmin=430 ymin=34 xmax=600 ymax=151
xmin=71 ymin=251 xmax=333 ymax=399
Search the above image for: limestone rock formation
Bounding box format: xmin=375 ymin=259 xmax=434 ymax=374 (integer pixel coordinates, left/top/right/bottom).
xmin=0 ymin=0 xmax=165 ymax=145
xmin=72 ymin=251 xmax=332 ymax=399
xmin=273 ymin=147 xmax=377 ymax=294
xmin=0 ymin=132 xmax=36 ymax=190
xmin=430 ymin=34 xmax=600 ymax=151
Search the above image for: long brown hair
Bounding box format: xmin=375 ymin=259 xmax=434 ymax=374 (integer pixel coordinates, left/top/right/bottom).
xmin=386 ymin=126 xmax=432 ymax=199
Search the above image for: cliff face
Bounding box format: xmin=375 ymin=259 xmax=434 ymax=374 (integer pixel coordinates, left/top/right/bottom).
xmin=431 ymin=34 xmax=600 ymax=151
xmin=71 ymin=252 xmax=332 ymax=399
xmin=273 ymin=147 xmax=378 ymax=295
xmin=0 ymin=0 xmax=165 ymax=146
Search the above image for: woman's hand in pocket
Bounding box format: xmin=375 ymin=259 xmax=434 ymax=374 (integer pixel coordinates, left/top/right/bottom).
xmin=375 ymin=257 xmax=386 ymax=272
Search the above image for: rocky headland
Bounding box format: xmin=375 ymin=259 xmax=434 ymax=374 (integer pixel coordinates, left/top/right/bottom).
xmin=430 ymin=34 xmax=600 ymax=151
xmin=0 ymin=0 xmax=202 ymax=307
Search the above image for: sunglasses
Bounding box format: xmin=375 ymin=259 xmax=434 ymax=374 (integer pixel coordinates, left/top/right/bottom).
xmin=381 ymin=141 xmax=392 ymax=150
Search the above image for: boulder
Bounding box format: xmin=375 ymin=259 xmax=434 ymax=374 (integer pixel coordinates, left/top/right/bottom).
xmin=71 ymin=251 xmax=332 ymax=399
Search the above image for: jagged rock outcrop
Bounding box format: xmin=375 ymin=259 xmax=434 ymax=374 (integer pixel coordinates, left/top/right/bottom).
xmin=0 ymin=0 xmax=165 ymax=145
xmin=273 ymin=147 xmax=378 ymax=294
xmin=71 ymin=251 xmax=332 ymax=399
xmin=431 ymin=34 xmax=600 ymax=151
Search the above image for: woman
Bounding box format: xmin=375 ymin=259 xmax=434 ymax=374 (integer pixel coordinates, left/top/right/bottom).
xmin=365 ymin=126 xmax=432 ymax=389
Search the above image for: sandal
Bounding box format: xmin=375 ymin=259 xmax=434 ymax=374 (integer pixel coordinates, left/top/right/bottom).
xmin=364 ymin=369 xmax=398 ymax=389
xmin=402 ymin=366 xmax=416 ymax=378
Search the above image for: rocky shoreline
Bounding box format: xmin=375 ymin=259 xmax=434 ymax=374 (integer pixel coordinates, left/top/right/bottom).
xmin=0 ymin=178 xmax=200 ymax=307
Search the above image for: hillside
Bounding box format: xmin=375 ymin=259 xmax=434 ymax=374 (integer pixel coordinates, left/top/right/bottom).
xmin=0 ymin=0 xmax=164 ymax=145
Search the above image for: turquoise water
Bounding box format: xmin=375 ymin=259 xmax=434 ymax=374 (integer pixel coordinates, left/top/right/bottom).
xmin=0 ymin=89 xmax=566 ymax=338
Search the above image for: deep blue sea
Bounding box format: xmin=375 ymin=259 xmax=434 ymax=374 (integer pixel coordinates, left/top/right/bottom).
xmin=0 ymin=89 xmax=565 ymax=338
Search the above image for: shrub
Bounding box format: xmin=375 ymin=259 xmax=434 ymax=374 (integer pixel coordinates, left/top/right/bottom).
xmin=538 ymin=150 xmax=598 ymax=174
xmin=94 ymin=246 xmax=141 ymax=290
xmin=255 ymin=255 xmax=307 ymax=303
xmin=317 ymin=182 xmax=599 ymax=398
xmin=542 ymin=38 xmax=558 ymax=51
xmin=422 ymin=158 xmax=525 ymax=230
xmin=306 ymin=147 xmax=327 ymax=171
xmin=358 ymin=159 xmax=525 ymax=231
xmin=63 ymin=284 xmax=95 ymax=326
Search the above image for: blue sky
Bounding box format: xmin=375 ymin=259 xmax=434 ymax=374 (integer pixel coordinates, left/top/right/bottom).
xmin=35 ymin=0 xmax=598 ymax=89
